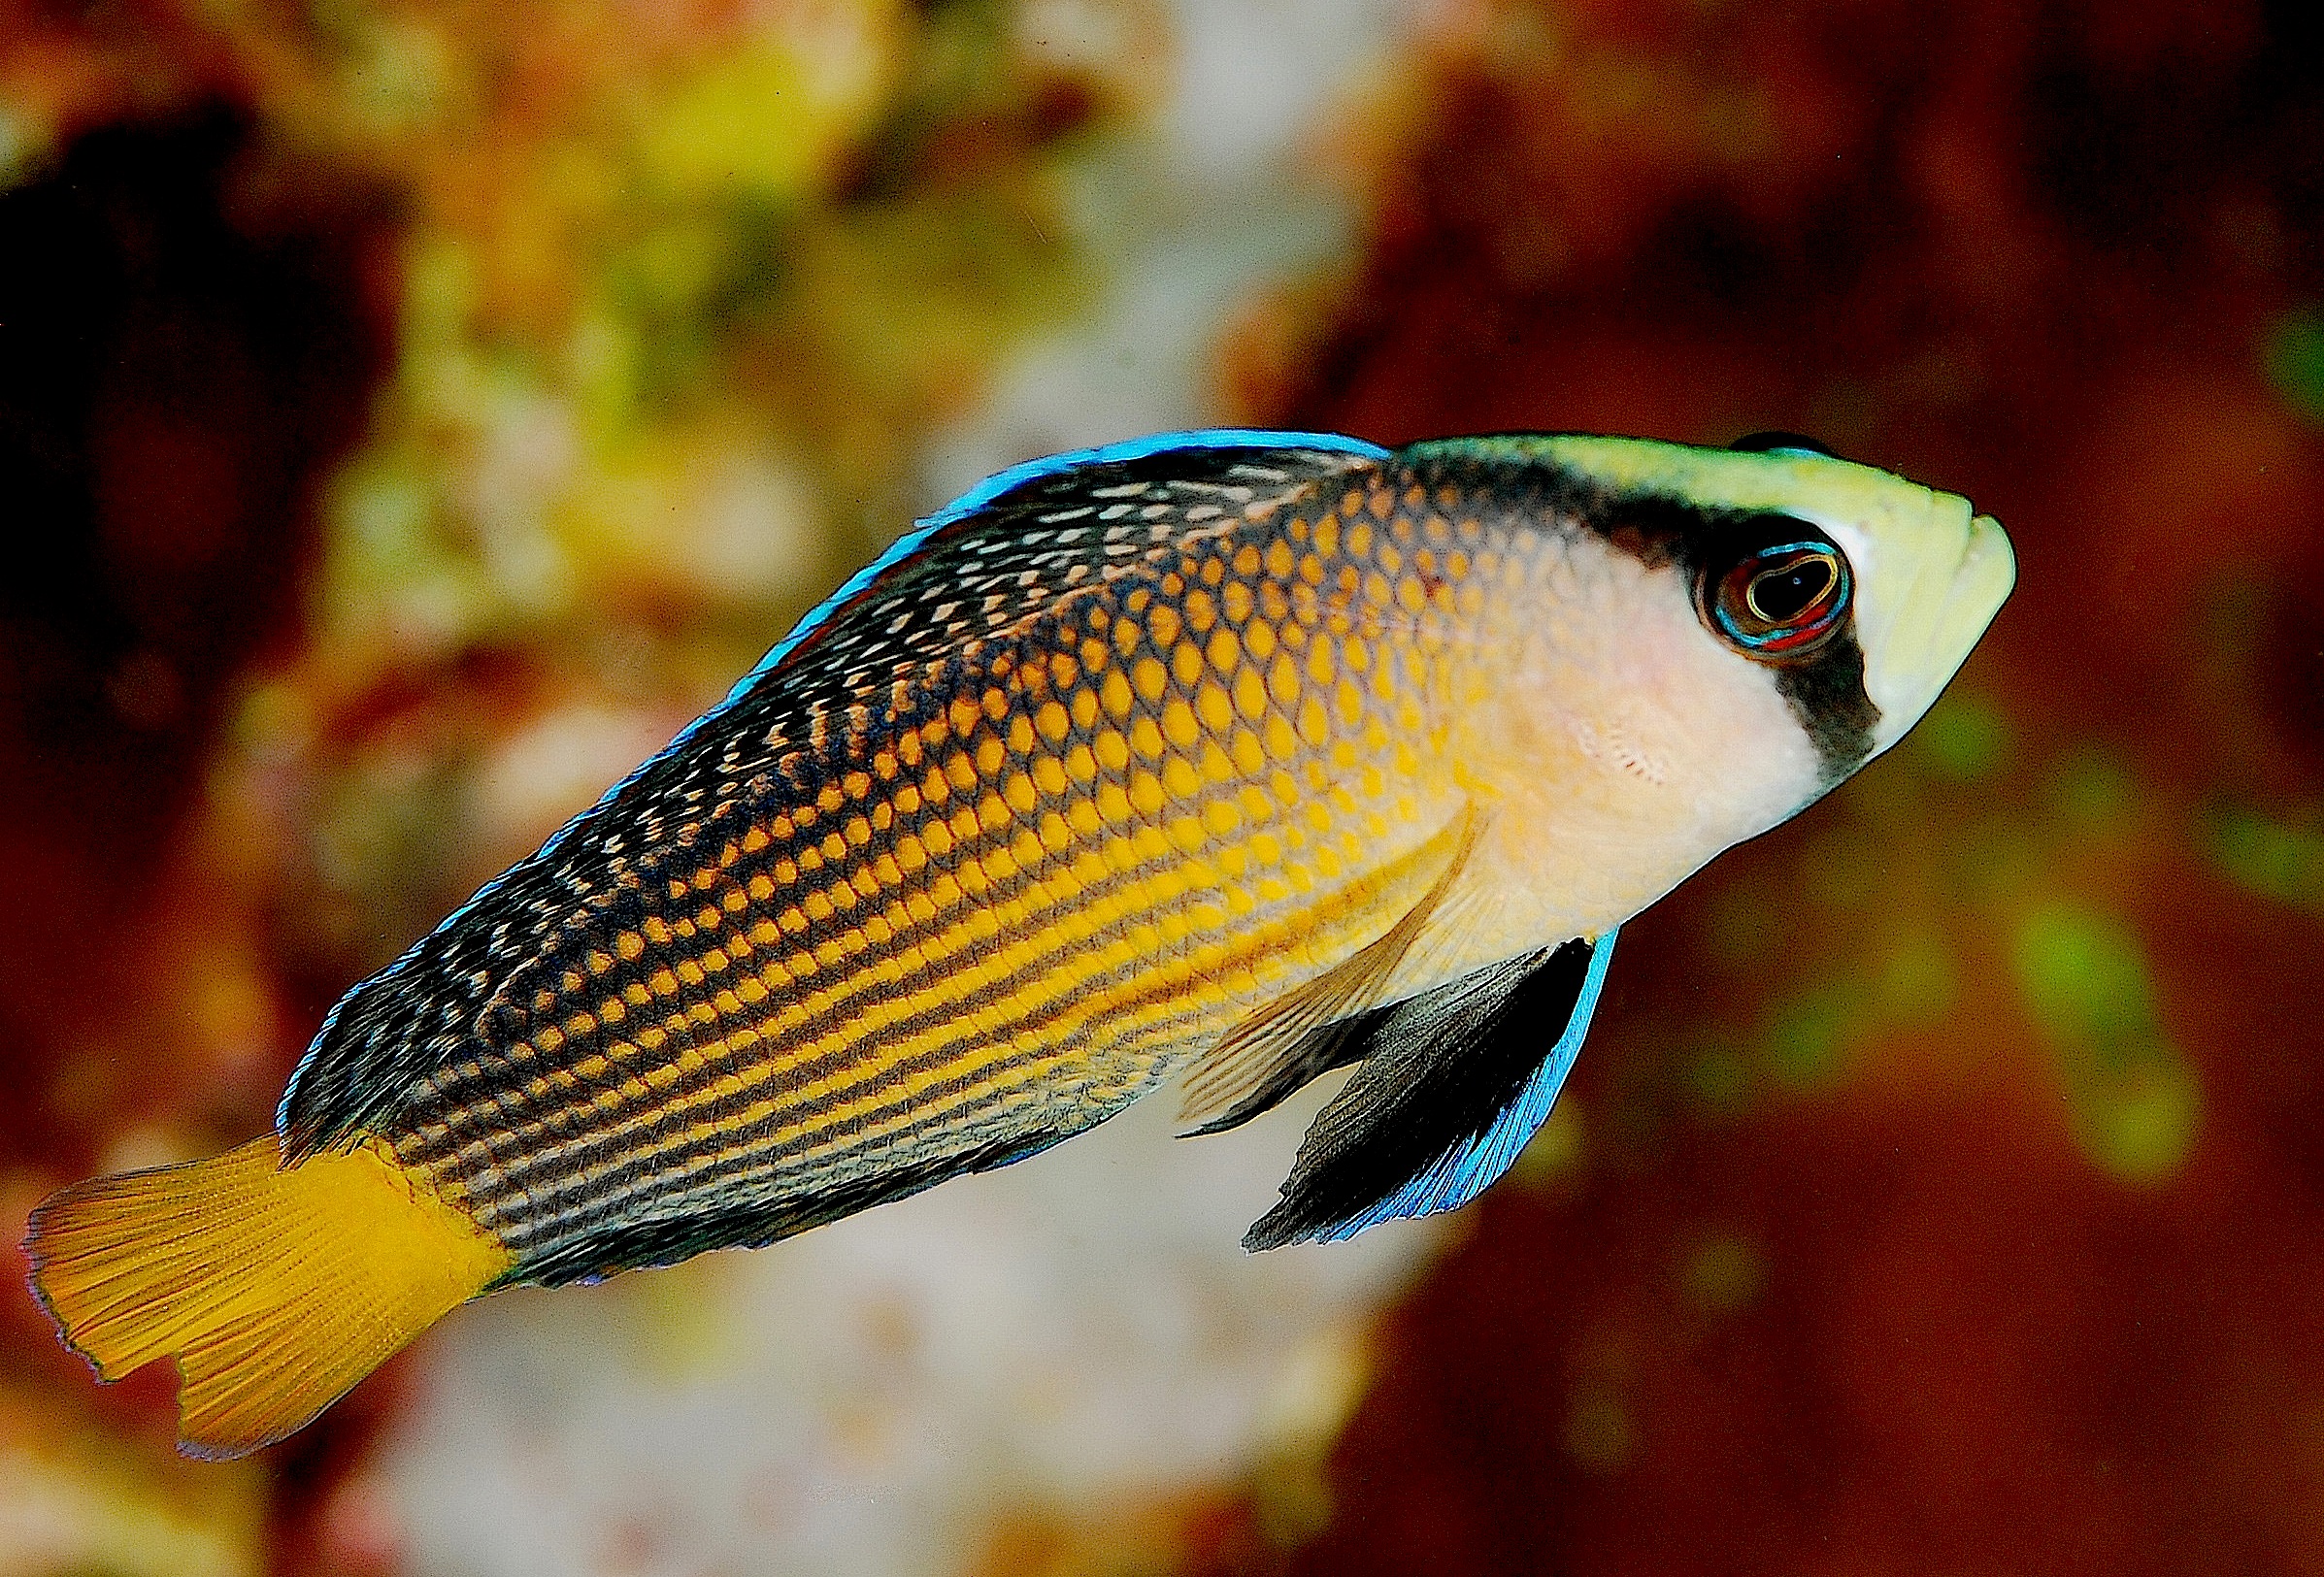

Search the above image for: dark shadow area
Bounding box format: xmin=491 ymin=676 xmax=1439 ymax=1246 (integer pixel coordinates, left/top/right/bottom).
xmin=0 ymin=104 xmax=392 ymax=1165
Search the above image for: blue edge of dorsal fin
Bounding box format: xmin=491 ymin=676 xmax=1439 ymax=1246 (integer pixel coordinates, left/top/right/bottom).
xmin=282 ymin=428 xmax=1390 ymax=1133
xmin=1324 ymin=928 xmax=1619 ymax=1242
xmin=609 ymin=429 xmax=1387 ymax=838
xmin=721 ymin=428 xmax=1393 ymax=705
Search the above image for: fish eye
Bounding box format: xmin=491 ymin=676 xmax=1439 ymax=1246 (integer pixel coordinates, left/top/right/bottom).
xmin=1699 ymin=523 xmax=1852 ymax=659
xmin=1747 ymin=554 xmax=1835 ymax=622
xmin=1730 ymin=431 xmax=1839 ymax=460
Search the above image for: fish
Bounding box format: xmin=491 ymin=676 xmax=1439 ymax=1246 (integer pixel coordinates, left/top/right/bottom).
xmin=23 ymin=427 xmax=2015 ymax=1458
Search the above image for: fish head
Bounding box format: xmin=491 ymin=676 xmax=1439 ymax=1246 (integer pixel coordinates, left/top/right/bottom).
xmin=1512 ymin=432 xmax=2016 ymax=775
xmin=1400 ymin=431 xmax=2015 ymax=933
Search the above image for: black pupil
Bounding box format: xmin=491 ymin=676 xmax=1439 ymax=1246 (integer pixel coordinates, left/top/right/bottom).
xmin=1748 ymin=557 xmax=1832 ymax=622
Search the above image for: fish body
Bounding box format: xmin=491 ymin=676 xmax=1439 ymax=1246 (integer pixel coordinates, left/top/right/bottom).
xmin=25 ymin=429 xmax=2014 ymax=1457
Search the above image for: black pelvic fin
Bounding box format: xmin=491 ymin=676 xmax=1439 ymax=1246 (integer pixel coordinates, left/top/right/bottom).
xmin=1245 ymin=932 xmax=1614 ymax=1251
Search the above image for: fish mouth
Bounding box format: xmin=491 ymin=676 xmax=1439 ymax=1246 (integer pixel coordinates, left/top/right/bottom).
xmin=1858 ymin=502 xmax=2016 ymax=756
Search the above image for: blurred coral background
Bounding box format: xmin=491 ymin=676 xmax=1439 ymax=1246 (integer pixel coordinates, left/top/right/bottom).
xmin=4 ymin=1 xmax=2323 ymax=1573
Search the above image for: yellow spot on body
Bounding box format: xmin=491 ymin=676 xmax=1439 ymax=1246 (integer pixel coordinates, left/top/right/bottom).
xmin=1197 ymin=683 xmax=1234 ymax=734
xmin=1234 ymin=667 xmax=1269 ymax=721
xmin=1161 ymin=701 xmax=1200 ymax=749
xmin=1268 ymin=654 xmax=1302 ymax=707
xmin=1265 ymin=713 xmax=1300 ymax=760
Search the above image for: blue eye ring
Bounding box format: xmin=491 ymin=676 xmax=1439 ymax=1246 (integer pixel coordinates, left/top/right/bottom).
xmin=1701 ymin=539 xmax=1852 ymax=658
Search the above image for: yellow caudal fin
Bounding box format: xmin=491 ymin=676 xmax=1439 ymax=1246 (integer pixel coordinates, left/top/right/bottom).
xmin=23 ymin=1135 xmax=511 ymax=1460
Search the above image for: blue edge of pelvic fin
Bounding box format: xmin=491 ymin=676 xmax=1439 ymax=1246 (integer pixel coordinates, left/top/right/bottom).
xmin=283 ymin=428 xmax=1390 ymax=1132
xmin=1323 ymin=928 xmax=1620 ymax=1241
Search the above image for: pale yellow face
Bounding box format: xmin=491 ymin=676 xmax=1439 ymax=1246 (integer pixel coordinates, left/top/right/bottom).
xmin=1443 ymin=437 xmax=2015 ymax=960
xmin=1536 ymin=437 xmax=2018 ymax=756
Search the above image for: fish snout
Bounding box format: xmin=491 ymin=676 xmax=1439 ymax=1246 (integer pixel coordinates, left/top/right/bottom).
xmin=1856 ymin=498 xmax=2016 ymax=756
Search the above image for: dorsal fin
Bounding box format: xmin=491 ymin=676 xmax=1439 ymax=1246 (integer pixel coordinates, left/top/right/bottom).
xmin=722 ymin=429 xmax=1389 ymax=700
xmin=1244 ymin=929 xmax=1618 ymax=1250
xmin=1177 ymin=808 xmax=1482 ymax=1133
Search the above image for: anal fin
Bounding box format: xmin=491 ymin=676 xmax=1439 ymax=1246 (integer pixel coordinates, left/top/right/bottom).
xmin=1245 ymin=928 xmax=1618 ymax=1250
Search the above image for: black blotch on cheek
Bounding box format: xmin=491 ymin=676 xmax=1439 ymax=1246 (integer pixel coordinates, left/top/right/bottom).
xmin=1775 ymin=630 xmax=1880 ymax=784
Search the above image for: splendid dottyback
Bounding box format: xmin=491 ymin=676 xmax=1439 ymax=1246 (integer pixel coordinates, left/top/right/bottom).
xmin=24 ymin=428 xmax=2015 ymax=1457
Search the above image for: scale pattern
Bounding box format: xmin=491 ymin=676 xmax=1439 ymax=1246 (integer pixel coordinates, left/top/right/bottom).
xmin=284 ymin=441 xmax=1565 ymax=1284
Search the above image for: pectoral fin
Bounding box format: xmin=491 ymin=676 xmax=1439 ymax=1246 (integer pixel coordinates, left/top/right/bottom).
xmin=1178 ymin=808 xmax=1481 ymax=1133
xmin=1244 ymin=929 xmax=1617 ymax=1251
